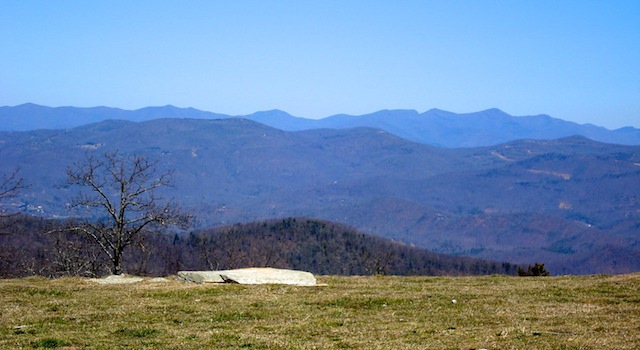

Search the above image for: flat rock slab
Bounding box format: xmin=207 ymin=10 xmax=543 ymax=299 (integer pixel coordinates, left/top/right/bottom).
xmin=177 ymin=268 xmax=316 ymax=286
xmin=177 ymin=271 xmax=226 ymax=283
xmin=91 ymin=274 xmax=144 ymax=284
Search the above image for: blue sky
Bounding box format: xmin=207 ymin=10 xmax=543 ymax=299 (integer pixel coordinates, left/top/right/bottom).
xmin=1 ymin=1 xmax=639 ymax=128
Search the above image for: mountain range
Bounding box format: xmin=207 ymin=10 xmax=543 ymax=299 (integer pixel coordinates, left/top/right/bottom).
xmin=1 ymin=103 xmax=639 ymax=147
xmin=0 ymin=113 xmax=639 ymax=275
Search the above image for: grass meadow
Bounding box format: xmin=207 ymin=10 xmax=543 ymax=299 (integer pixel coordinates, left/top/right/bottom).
xmin=1 ymin=273 xmax=638 ymax=349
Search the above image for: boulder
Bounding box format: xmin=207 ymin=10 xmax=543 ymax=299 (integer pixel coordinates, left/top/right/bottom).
xmin=177 ymin=271 xmax=225 ymax=284
xmin=177 ymin=268 xmax=316 ymax=286
xmin=91 ymin=274 xmax=144 ymax=284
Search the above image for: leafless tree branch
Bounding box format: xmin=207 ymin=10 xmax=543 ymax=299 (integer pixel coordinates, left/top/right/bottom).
xmin=66 ymin=151 xmax=194 ymax=274
xmin=0 ymin=167 xmax=30 ymax=234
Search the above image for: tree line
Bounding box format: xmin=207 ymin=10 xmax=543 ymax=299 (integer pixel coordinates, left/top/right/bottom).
xmin=0 ymin=215 xmax=520 ymax=278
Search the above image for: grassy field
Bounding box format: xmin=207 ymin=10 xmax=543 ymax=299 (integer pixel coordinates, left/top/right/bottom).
xmin=0 ymin=273 xmax=638 ymax=349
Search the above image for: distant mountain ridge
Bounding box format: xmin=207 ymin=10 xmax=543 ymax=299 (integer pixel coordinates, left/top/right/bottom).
xmin=1 ymin=117 xmax=639 ymax=274
xmin=1 ymin=103 xmax=638 ymax=147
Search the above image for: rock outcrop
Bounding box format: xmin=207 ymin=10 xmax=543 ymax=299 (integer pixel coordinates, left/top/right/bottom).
xmin=177 ymin=268 xmax=316 ymax=286
xmin=90 ymin=274 xmax=144 ymax=284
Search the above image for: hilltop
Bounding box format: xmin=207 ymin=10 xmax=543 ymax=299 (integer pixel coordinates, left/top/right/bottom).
xmin=1 ymin=273 xmax=638 ymax=349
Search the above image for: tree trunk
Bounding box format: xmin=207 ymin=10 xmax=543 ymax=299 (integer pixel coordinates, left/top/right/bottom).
xmin=113 ymin=250 xmax=122 ymax=275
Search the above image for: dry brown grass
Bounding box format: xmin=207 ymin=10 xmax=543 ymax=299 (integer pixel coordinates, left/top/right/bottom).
xmin=1 ymin=273 xmax=639 ymax=349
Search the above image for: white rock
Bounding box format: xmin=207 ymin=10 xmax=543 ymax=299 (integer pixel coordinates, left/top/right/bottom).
xmin=177 ymin=271 xmax=225 ymax=283
xmin=91 ymin=274 xmax=144 ymax=284
xmin=178 ymin=268 xmax=316 ymax=286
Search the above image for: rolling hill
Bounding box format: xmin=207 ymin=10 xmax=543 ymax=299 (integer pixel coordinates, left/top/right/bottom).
xmin=0 ymin=216 xmax=518 ymax=277
xmin=175 ymin=217 xmax=519 ymax=276
xmin=0 ymin=117 xmax=638 ymax=274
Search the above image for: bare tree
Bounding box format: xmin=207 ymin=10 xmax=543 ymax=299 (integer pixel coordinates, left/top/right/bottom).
xmin=66 ymin=151 xmax=194 ymax=275
xmin=50 ymin=231 xmax=107 ymax=277
xmin=0 ymin=167 xmax=29 ymax=234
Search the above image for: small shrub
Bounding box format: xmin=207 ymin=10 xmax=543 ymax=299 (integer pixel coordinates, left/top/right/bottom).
xmin=518 ymin=262 xmax=550 ymax=276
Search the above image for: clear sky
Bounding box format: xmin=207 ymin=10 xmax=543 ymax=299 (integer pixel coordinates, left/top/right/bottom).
xmin=1 ymin=1 xmax=639 ymax=128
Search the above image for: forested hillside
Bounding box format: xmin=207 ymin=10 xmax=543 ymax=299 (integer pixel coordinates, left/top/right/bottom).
xmin=0 ymin=216 xmax=518 ymax=278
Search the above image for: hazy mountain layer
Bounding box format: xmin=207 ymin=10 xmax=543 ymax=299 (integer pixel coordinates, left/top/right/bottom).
xmin=1 ymin=104 xmax=638 ymax=147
